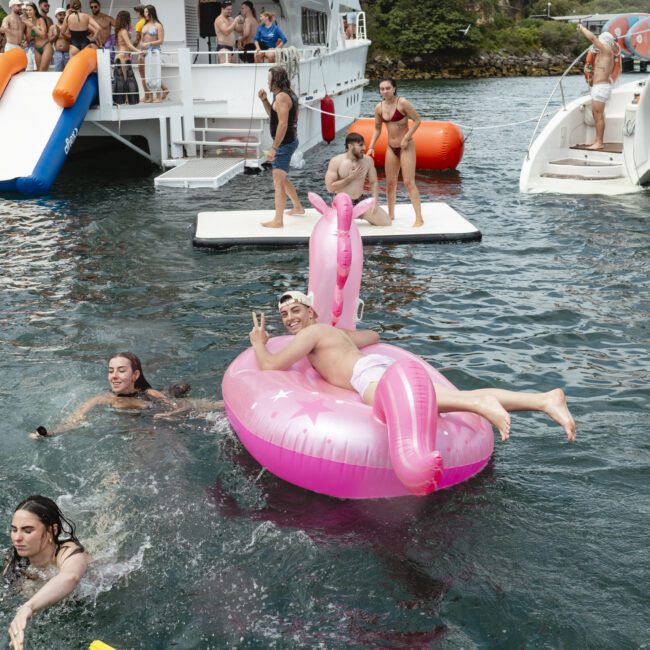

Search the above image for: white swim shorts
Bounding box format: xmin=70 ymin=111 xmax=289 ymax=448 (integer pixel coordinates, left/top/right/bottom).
xmin=350 ymin=354 xmax=395 ymax=398
xmin=4 ymin=43 xmax=22 ymax=52
xmin=591 ymin=83 xmax=611 ymax=104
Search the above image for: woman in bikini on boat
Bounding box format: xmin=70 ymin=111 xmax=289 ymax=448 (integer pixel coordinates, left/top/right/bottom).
xmin=21 ymin=3 xmax=51 ymax=71
xmin=140 ymin=5 xmax=166 ymax=103
xmin=5 ymin=496 xmax=89 ymax=650
xmin=113 ymin=10 xmax=142 ymax=100
xmin=367 ymin=77 xmax=424 ymax=227
xmin=61 ymin=0 xmax=100 ymax=58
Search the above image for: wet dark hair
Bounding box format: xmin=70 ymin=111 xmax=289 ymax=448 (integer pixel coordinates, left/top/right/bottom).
xmin=112 ymin=352 xmax=152 ymax=391
xmin=345 ymin=132 xmax=364 ymax=150
xmin=114 ymin=10 xmax=131 ymax=34
xmin=3 ymin=496 xmax=84 ymax=583
xmin=268 ymin=66 xmax=292 ymax=94
xmin=378 ymin=77 xmax=397 ymax=91
xmin=241 ymin=1 xmax=256 ymax=18
xmin=144 ymin=4 xmax=161 ymax=25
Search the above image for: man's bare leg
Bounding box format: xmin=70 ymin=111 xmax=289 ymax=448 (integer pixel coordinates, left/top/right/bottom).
xmin=262 ymin=168 xmax=288 ymax=228
xmin=283 ymin=178 xmax=305 ymax=215
xmin=586 ymin=101 xmax=606 ymax=150
xmin=436 ymin=386 xmax=576 ymax=441
xmin=362 ymin=205 xmax=391 ymax=226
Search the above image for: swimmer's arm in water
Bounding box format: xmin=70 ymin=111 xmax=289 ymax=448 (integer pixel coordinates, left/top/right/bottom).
xmin=153 ymin=398 xmax=225 ymax=420
xmin=250 ymin=311 xmax=320 ymax=371
xmin=31 ymin=393 xmax=112 ymax=437
xmin=344 ymin=329 xmax=380 ymax=349
xmin=9 ymin=546 xmax=88 ymax=650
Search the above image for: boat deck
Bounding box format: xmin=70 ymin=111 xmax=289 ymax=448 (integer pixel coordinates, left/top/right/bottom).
xmin=154 ymin=158 xmax=246 ymax=189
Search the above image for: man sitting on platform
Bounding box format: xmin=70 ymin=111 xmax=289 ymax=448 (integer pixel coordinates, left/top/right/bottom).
xmin=325 ymin=132 xmax=391 ymax=226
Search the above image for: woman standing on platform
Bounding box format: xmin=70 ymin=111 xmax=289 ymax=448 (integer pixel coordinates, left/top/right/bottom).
xmin=367 ymin=77 xmax=423 ymax=227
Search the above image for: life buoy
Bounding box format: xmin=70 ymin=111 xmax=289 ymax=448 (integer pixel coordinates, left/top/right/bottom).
xmin=584 ymin=48 xmax=595 ymax=86
xmin=349 ymin=118 xmax=464 ymax=170
xmin=321 ymin=95 xmax=335 ymax=144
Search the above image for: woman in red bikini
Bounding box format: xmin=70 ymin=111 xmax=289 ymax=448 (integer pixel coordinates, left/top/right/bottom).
xmin=367 ymin=77 xmax=423 ymax=227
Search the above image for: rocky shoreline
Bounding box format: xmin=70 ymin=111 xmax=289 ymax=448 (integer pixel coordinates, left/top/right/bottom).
xmin=366 ymin=52 xmax=579 ymax=80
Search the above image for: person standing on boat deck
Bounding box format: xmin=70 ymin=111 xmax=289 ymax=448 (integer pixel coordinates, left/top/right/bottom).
xmin=88 ymin=0 xmax=115 ymax=48
xmin=140 ymin=5 xmax=165 ymax=102
xmin=254 ymin=11 xmax=286 ymax=63
xmin=37 ymin=0 xmax=53 ymax=30
xmin=62 ymin=0 xmax=100 ymax=58
xmin=21 ymin=3 xmax=52 ymax=71
xmin=133 ymin=6 xmax=148 ymax=99
xmin=238 ymin=1 xmax=258 ymax=63
xmin=577 ymin=25 xmax=618 ymax=151
xmin=325 ymin=132 xmax=391 ymax=226
xmin=113 ymin=10 xmax=142 ymax=103
xmin=0 ymin=1 xmax=26 ymax=53
xmin=49 ymin=8 xmax=70 ymax=71
xmin=5 ymin=496 xmax=89 ymax=650
xmin=258 ymin=65 xmax=305 ymax=228
xmin=367 ymin=77 xmax=424 ymax=227
xmin=249 ymin=291 xmax=577 ymax=441
xmin=214 ymin=0 xmax=243 ymax=64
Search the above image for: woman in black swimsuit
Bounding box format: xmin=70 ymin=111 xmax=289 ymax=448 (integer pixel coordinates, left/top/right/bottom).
xmin=367 ymin=77 xmax=423 ymax=227
xmin=5 ymin=496 xmax=89 ymax=650
xmin=62 ymin=0 xmax=100 ymax=58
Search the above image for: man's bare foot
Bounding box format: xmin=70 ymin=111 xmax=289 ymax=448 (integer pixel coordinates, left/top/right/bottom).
xmin=285 ymin=207 xmax=305 ymax=216
xmin=478 ymin=396 xmax=511 ymax=441
xmin=262 ymin=219 xmax=283 ymax=228
xmin=389 ymin=214 xmax=395 ymax=221
xmin=585 ymin=143 xmax=604 ymax=151
xmin=413 ymin=218 xmax=424 ymax=228
xmin=161 ymin=87 xmax=169 ymax=100
xmin=543 ymin=388 xmax=576 ymax=441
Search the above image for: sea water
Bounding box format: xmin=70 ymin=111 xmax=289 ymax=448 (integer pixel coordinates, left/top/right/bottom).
xmin=0 ymin=75 xmax=648 ymax=649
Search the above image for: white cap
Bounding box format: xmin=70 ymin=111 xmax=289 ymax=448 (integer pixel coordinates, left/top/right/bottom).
xmin=9 ymin=0 xmax=23 ymax=7
xmin=54 ymin=6 xmax=66 ymax=14
xmin=599 ymin=31 xmax=615 ymax=47
xmin=278 ymin=290 xmax=317 ymax=315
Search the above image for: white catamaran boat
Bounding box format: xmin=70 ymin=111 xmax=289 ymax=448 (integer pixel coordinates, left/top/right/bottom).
xmin=520 ymin=75 xmax=650 ymax=195
xmin=0 ymin=0 xmax=369 ymax=192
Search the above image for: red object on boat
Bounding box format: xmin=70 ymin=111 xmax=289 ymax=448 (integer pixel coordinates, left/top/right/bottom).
xmin=321 ymin=95 xmax=336 ymax=143
xmin=349 ymin=118 xmax=465 ymax=170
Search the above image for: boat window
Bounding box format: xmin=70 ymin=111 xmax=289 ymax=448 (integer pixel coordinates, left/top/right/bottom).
xmin=302 ymin=8 xmax=328 ymax=45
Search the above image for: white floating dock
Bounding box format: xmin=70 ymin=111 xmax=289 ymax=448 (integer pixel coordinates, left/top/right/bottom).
xmin=193 ymin=202 xmax=481 ymax=248
xmin=154 ymin=157 xmax=245 ymax=189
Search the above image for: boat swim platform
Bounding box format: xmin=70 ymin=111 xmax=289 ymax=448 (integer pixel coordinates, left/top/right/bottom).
xmin=192 ymin=202 xmax=482 ymax=249
xmin=154 ymin=157 xmax=246 ymax=189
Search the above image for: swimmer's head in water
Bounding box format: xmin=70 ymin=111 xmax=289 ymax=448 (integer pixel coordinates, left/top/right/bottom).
xmin=109 ymin=352 xmax=152 ymax=395
xmin=5 ymin=496 xmax=83 ymax=579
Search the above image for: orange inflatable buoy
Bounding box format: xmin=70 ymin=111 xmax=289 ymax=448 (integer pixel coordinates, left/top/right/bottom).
xmin=52 ymin=47 xmax=97 ymax=108
xmin=0 ymin=48 xmax=28 ymax=100
xmin=321 ymin=95 xmax=336 ymax=144
xmin=584 ymin=49 xmax=595 ymax=86
xmin=349 ymin=118 xmax=464 ymax=170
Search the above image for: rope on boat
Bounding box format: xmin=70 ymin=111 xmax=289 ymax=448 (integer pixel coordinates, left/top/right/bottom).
xmin=301 ymin=101 xmax=560 ymax=133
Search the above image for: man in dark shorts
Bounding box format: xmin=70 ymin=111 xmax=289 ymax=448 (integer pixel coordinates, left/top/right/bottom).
xmin=257 ymin=66 xmax=305 ymax=227
xmin=214 ymin=0 xmax=242 ymax=64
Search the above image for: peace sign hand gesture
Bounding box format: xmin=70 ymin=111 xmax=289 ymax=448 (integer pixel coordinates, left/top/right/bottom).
xmin=250 ymin=311 xmax=269 ymax=346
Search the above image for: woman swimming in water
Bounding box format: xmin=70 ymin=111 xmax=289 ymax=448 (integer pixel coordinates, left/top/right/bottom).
xmin=5 ymin=496 xmax=89 ymax=650
xmin=32 ymin=352 xmax=221 ymax=436
xmin=367 ymin=77 xmax=424 ymax=228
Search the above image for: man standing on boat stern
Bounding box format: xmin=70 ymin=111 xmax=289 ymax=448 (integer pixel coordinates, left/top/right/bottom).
xmin=258 ymin=66 xmax=305 ymax=228
xmin=325 ymin=132 xmax=391 ymax=226
xmin=0 ymin=0 xmax=27 ymax=53
xmin=577 ymin=25 xmax=618 ymax=151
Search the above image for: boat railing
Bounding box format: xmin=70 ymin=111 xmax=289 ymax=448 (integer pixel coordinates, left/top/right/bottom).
xmin=525 ymin=45 xmax=591 ymax=160
xmin=355 ymin=12 xmax=367 ymax=40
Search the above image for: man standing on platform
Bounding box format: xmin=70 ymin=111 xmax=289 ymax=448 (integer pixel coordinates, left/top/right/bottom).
xmin=214 ymin=0 xmax=243 ymax=64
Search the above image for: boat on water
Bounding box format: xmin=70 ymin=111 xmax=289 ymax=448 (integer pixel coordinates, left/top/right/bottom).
xmin=0 ymin=0 xmax=369 ymax=192
xmin=520 ymin=16 xmax=650 ymax=196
